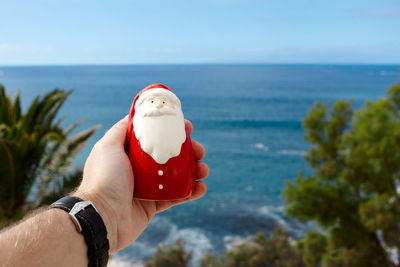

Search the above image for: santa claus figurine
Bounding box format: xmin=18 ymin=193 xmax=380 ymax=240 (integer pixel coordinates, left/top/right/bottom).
xmin=125 ymin=84 xmax=197 ymax=200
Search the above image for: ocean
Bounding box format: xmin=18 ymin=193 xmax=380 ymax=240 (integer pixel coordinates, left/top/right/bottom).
xmin=1 ymin=64 xmax=399 ymax=265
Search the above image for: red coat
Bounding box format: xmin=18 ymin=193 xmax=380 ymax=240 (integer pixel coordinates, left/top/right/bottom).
xmin=125 ymin=84 xmax=197 ymax=200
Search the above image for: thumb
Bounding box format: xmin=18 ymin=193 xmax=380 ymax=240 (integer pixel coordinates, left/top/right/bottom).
xmin=101 ymin=115 xmax=129 ymax=146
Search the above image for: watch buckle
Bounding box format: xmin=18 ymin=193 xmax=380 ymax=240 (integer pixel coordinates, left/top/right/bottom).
xmin=69 ymin=200 xmax=98 ymax=232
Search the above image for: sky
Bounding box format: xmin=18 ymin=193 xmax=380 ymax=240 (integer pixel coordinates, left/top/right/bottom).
xmin=0 ymin=0 xmax=399 ymax=65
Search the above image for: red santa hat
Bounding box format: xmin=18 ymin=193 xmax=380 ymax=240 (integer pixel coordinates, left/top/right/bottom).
xmin=126 ymin=83 xmax=178 ymax=147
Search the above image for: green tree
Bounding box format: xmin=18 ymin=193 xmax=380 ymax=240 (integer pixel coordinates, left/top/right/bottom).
xmin=200 ymin=252 xmax=224 ymax=267
xmin=200 ymin=226 xmax=304 ymax=267
xmin=0 ymin=85 xmax=98 ymax=224
xmin=284 ymin=83 xmax=400 ymax=266
xmin=296 ymin=230 xmax=327 ymax=267
xmin=145 ymin=240 xmax=192 ymax=267
xmin=226 ymin=226 xmax=304 ymax=267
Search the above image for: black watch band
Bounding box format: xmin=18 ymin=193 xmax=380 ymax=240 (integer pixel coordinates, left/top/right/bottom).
xmin=50 ymin=196 xmax=110 ymax=267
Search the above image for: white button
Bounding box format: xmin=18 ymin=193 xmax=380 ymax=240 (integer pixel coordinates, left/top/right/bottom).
xmin=158 ymin=170 xmax=164 ymax=176
xmin=159 ymin=184 xmax=163 ymax=190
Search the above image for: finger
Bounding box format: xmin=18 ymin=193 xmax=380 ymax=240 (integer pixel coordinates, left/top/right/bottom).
xmin=197 ymin=161 xmax=209 ymax=179
xmin=185 ymin=119 xmax=193 ymax=135
xmin=101 ymin=116 xmax=129 ymax=146
xmin=192 ymin=140 xmax=205 ymax=160
xmin=188 ymin=181 xmax=207 ymax=200
xmin=155 ymin=198 xmax=185 ymax=213
xmin=155 ymin=181 xmax=207 ymax=213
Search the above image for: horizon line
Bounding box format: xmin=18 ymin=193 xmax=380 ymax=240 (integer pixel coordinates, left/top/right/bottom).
xmin=1 ymin=62 xmax=400 ymax=68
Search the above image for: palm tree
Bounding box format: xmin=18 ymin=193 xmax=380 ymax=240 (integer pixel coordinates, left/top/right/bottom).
xmin=0 ymin=85 xmax=99 ymax=224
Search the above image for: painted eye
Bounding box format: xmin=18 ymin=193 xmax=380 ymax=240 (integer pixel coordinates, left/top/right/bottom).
xmin=163 ymin=101 xmax=166 ymax=104
xmin=151 ymin=100 xmax=154 ymax=103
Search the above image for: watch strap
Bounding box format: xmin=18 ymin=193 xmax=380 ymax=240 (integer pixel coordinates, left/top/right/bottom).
xmin=50 ymin=196 xmax=110 ymax=267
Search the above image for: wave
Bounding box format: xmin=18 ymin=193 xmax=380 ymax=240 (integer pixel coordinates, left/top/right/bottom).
xmin=253 ymin=144 xmax=306 ymax=156
xmin=280 ymin=149 xmax=306 ymax=156
xmin=118 ymin=216 xmax=213 ymax=266
xmin=257 ymin=205 xmax=288 ymax=228
xmin=165 ymin=226 xmax=213 ymax=264
xmin=222 ymin=205 xmax=296 ymax=252
xmin=113 ymin=203 xmax=309 ymax=265
xmin=254 ymin=143 xmax=269 ymax=151
xmin=256 ymin=205 xmax=312 ymax=238
xmin=109 ymin=255 xmax=143 ymax=267
xmin=379 ymin=70 xmax=396 ymax=76
xmin=223 ymin=234 xmax=253 ymax=251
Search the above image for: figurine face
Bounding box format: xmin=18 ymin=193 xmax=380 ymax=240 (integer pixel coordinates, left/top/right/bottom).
xmin=133 ymin=89 xmax=186 ymax=164
xmin=135 ymin=91 xmax=182 ymax=118
xmin=142 ymin=95 xmax=175 ymax=111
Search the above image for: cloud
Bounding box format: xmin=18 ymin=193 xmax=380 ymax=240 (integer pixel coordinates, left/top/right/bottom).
xmin=353 ymin=7 xmax=400 ymax=19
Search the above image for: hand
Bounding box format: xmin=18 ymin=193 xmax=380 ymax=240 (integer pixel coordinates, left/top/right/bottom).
xmin=75 ymin=116 xmax=209 ymax=253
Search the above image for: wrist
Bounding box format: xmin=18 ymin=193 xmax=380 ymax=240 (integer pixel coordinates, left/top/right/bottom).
xmin=72 ymin=190 xmax=118 ymax=253
xmin=49 ymin=208 xmax=89 ymax=265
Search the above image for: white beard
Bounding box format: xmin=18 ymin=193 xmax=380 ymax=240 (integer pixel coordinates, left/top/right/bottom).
xmin=133 ymin=106 xmax=186 ymax=164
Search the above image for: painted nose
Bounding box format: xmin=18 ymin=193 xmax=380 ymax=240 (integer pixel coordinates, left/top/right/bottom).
xmin=154 ymin=100 xmax=163 ymax=108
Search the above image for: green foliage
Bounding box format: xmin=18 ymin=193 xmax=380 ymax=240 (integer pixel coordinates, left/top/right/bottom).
xmin=200 ymin=252 xmax=224 ymax=267
xmin=284 ymin=83 xmax=400 ymax=266
xmin=201 ymin=226 xmax=304 ymax=267
xmin=224 ymin=239 xmax=262 ymax=267
xmin=0 ymin=85 xmax=98 ymax=224
xmin=297 ymin=230 xmax=327 ymax=267
xmin=145 ymin=240 xmax=192 ymax=267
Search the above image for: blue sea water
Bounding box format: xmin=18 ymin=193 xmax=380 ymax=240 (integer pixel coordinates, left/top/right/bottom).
xmin=1 ymin=64 xmax=399 ymax=265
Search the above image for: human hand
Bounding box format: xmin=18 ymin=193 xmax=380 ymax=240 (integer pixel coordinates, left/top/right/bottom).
xmin=75 ymin=116 xmax=209 ymax=253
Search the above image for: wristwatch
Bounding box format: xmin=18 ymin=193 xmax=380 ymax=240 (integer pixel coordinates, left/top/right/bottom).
xmin=50 ymin=196 xmax=110 ymax=267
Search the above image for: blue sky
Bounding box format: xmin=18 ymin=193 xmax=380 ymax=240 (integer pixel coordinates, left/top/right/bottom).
xmin=0 ymin=0 xmax=399 ymax=65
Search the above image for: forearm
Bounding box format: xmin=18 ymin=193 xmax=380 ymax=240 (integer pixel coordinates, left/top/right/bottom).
xmin=0 ymin=208 xmax=88 ymax=267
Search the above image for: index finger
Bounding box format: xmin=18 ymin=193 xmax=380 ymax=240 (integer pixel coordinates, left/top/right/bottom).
xmin=101 ymin=115 xmax=129 ymax=146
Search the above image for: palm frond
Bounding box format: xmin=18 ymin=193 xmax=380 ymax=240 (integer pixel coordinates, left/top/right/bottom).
xmin=35 ymin=125 xmax=99 ymax=204
xmin=37 ymin=168 xmax=83 ymax=207
xmin=65 ymin=117 xmax=85 ymax=135
xmin=0 ymin=138 xmax=16 ymax=215
xmin=0 ymin=86 xmax=15 ymax=126
xmin=0 ymin=85 xmax=98 ymax=222
xmin=12 ymin=91 xmax=21 ymax=122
